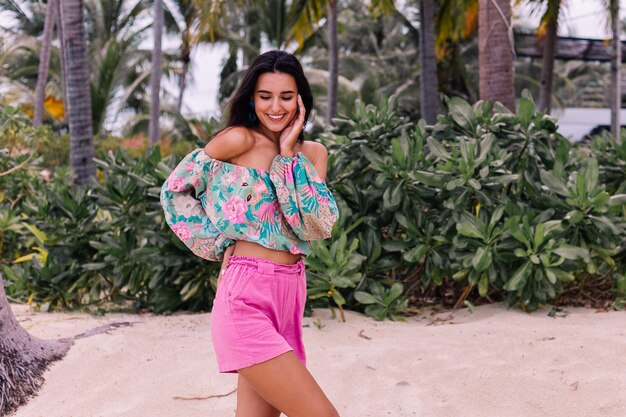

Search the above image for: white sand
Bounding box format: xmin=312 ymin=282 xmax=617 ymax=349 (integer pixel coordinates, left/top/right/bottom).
xmin=9 ymin=303 xmax=626 ymax=417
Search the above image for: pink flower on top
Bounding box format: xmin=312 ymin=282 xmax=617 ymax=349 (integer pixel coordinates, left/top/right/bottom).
xmin=247 ymin=224 xmax=261 ymax=240
xmin=189 ymin=175 xmax=201 ymax=187
xmin=221 ymin=171 xmax=239 ymax=188
xmin=223 ymin=196 xmax=247 ymax=224
xmin=183 ymin=161 xmax=195 ymax=172
xmin=171 ymin=222 xmax=192 ymax=241
xmin=257 ymin=201 xmax=277 ymax=222
xmin=286 ymin=212 xmax=301 ymax=228
xmin=168 ymin=176 xmax=186 ymax=192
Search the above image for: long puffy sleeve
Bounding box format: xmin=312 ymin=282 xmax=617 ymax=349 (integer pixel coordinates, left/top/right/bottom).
xmin=269 ymin=152 xmax=339 ymax=240
xmin=160 ymin=149 xmax=233 ymax=261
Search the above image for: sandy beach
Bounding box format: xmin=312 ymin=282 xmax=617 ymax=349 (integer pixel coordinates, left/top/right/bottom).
xmin=8 ymin=303 xmax=626 ymax=417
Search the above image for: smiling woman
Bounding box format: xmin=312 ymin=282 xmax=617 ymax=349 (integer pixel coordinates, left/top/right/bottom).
xmin=160 ymin=50 xmax=341 ymax=417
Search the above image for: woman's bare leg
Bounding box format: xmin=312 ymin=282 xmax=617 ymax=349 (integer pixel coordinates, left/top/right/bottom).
xmin=235 ymin=374 xmax=281 ymax=417
xmin=237 ymin=351 xmax=340 ymax=417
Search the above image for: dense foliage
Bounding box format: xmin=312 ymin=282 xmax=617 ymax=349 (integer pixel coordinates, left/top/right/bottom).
xmin=311 ymin=92 xmax=626 ymax=318
xmin=2 ymin=94 xmax=625 ymax=319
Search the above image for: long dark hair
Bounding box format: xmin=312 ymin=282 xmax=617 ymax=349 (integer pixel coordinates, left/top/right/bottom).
xmin=222 ymin=50 xmax=313 ymax=142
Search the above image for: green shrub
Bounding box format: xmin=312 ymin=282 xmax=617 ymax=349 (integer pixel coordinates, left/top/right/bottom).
xmin=321 ymin=91 xmax=626 ymax=315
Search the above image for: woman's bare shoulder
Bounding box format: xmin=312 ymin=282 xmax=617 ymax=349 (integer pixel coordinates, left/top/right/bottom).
xmin=300 ymin=140 xmax=328 ymax=163
xmin=204 ymin=127 xmax=255 ymax=161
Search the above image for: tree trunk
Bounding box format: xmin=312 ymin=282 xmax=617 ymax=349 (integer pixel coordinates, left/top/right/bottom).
xmin=60 ymin=0 xmax=96 ymax=185
xmin=419 ymin=0 xmax=438 ymax=124
xmin=177 ymin=27 xmax=191 ymax=113
xmin=54 ymin=0 xmax=68 ymax=111
xmin=538 ymin=1 xmax=560 ymax=113
xmin=0 ymin=273 xmax=73 ymax=415
xmin=34 ymin=0 xmax=56 ymax=126
xmin=150 ymin=0 xmax=163 ymax=145
xmin=326 ymin=0 xmax=338 ymax=125
xmin=610 ymin=1 xmax=621 ymax=140
xmin=243 ymin=8 xmax=261 ymax=67
xmin=478 ymin=0 xmax=515 ymax=111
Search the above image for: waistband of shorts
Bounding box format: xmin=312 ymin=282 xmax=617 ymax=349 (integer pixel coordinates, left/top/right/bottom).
xmin=227 ymin=255 xmax=305 ymax=275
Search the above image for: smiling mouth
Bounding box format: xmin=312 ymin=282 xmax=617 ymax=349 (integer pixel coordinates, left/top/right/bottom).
xmin=266 ymin=114 xmax=286 ymax=121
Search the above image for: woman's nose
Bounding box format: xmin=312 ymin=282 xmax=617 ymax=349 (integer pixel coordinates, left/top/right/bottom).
xmin=271 ymin=99 xmax=282 ymax=112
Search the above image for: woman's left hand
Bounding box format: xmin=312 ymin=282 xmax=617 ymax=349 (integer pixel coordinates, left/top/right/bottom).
xmin=278 ymin=95 xmax=305 ymax=158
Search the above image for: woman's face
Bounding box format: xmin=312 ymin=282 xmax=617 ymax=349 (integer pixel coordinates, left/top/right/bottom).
xmin=252 ymin=71 xmax=299 ymax=134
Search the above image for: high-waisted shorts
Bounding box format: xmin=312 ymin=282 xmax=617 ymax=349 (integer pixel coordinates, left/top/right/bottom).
xmin=210 ymin=255 xmax=307 ymax=373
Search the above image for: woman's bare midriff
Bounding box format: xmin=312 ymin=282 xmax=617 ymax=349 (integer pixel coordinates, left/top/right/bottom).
xmin=232 ymin=240 xmax=303 ymax=265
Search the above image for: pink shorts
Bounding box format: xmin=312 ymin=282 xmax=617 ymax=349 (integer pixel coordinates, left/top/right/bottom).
xmin=210 ymin=255 xmax=307 ymax=373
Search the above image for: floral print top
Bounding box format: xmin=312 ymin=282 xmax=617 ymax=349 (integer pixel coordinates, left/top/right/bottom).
xmin=160 ymin=148 xmax=339 ymax=261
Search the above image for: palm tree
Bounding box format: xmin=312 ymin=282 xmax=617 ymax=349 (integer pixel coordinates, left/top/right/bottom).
xmin=0 ymin=273 xmax=72 ymax=416
xmin=33 ymin=0 xmax=56 ymax=126
xmin=150 ymin=0 xmax=163 ymax=144
xmin=535 ymin=0 xmax=563 ymax=112
xmin=59 ymin=0 xmax=96 ymax=185
xmin=606 ymin=0 xmax=621 ymax=139
xmin=420 ymin=0 xmax=438 ymax=123
xmin=327 ymin=0 xmax=338 ymax=123
xmin=478 ymin=0 xmax=515 ymax=110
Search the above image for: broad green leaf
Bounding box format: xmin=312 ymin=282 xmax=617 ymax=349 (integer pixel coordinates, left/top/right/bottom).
xmin=609 ymin=194 xmax=626 ymax=206
xmin=332 ymin=276 xmax=356 ymax=288
xmin=467 ymin=178 xmax=481 ymax=190
xmin=517 ymin=96 xmax=535 ymax=128
xmin=403 ymin=244 xmax=429 ymax=263
xmin=478 ymin=273 xmax=489 ymax=297
xmin=354 ymin=291 xmax=378 ymax=305
xmin=476 ymin=134 xmax=495 ymax=165
xmin=552 ymin=245 xmax=589 ymax=260
xmin=412 ymin=170 xmax=444 ymax=187
xmin=448 ymin=97 xmax=475 ymax=129
xmin=332 ymin=291 xmax=346 ymax=306
xmin=472 ymin=247 xmax=492 ymax=272
xmin=584 ymin=159 xmax=599 ymax=193
xmin=514 ymin=248 xmax=527 ymax=258
xmin=387 ymin=283 xmax=403 ymax=301
xmin=391 ymin=138 xmax=406 ymax=170
xmin=504 ymin=261 xmax=532 ymax=291
xmin=457 ymin=222 xmax=484 ymax=240
xmin=426 ymin=137 xmax=451 ymax=160
xmin=395 ymin=212 xmax=419 ymax=235
xmin=539 ymin=170 xmax=570 ymax=197
xmin=533 ymin=223 xmax=545 ymax=249
xmin=360 ymin=145 xmax=386 ymax=168
xmin=20 ymin=223 xmax=47 ymax=245
xmin=488 ymin=206 xmax=505 ymax=233
xmin=383 ymin=182 xmax=403 ymax=211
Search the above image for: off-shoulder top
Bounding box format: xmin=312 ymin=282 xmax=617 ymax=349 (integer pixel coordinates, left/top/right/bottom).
xmin=160 ymin=148 xmax=339 ymax=261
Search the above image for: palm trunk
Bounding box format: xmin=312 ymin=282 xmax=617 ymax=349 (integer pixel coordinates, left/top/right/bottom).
xmin=478 ymin=0 xmax=515 ymax=111
xmin=538 ymin=2 xmax=560 ymax=113
xmin=60 ymin=0 xmax=96 ymax=185
xmin=610 ymin=1 xmax=621 ymax=140
xmin=0 ymin=273 xmax=73 ymax=415
xmin=243 ymin=8 xmax=261 ymax=67
xmin=150 ymin=0 xmax=163 ymax=144
xmin=177 ymin=29 xmax=190 ymax=113
xmin=54 ymin=0 xmax=68 ymax=111
xmin=34 ymin=0 xmax=56 ymax=126
xmin=420 ymin=0 xmax=438 ymax=124
xmin=327 ymin=0 xmax=338 ymax=125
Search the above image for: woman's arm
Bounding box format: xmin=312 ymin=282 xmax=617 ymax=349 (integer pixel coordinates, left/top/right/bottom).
xmin=269 ymin=142 xmax=338 ymax=240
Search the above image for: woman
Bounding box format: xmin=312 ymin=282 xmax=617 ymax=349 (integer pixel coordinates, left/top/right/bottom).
xmin=160 ymin=50 xmax=341 ymax=417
